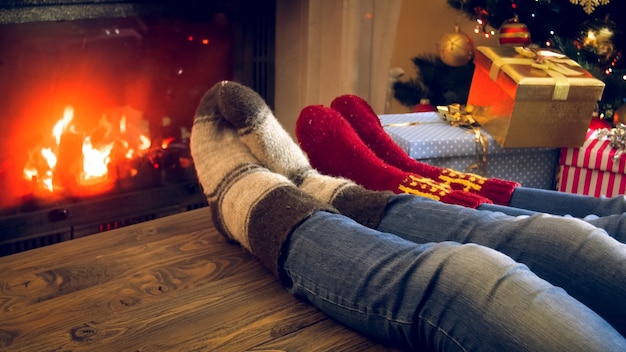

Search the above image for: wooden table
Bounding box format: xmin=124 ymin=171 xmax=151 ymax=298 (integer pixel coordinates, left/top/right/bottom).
xmin=0 ymin=208 xmax=402 ymax=351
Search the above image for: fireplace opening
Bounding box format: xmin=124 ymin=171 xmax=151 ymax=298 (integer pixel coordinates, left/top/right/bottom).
xmin=0 ymin=0 xmax=276 ymax=255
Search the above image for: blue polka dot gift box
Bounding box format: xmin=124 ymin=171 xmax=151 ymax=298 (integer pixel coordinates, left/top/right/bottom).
xmin=379 ymin=112 xmax=560 ymax=189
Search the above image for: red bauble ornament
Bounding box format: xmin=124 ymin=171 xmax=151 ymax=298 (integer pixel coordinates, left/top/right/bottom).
xmin=613 ymin=104 xmax=626 ymax=126
xmin=412 ymin=99 xmax=436 ymax=113
xmin=589 ymin=116 xmax=612 ymax=131
xmin=499 ymin=16 xmax=531 ymax=46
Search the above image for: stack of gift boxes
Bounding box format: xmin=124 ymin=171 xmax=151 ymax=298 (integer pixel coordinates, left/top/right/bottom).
xmin=379 ymin=112 xmax=561 ymax=189
xmin=384 ymin=45 xmax=626 ymax=197
xmin=558 ymin=129 xmax=626 ymax=197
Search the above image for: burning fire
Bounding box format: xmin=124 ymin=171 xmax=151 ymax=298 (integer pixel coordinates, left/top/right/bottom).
xmin=23 ymin=105 xmax=151 ymax=194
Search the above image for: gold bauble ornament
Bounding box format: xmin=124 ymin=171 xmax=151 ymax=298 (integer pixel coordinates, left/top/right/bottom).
xmin=439 ymin=26 xmax=475 ymax=67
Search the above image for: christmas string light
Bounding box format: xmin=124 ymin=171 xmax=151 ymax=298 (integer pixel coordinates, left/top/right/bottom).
xmin=473 ymin=7 xmax=494 ymax=38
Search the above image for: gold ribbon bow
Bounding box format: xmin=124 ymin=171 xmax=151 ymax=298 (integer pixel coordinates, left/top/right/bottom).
xmin=437 ymin=104 xmax=488 ymax=176
xmin=489 ymin=46 xmax=584 ymax=100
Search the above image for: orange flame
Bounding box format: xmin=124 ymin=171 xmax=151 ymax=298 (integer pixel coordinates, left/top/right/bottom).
xmin=22 ymin=105 xmax=152 ymax=195
xmin=82 ymin=136 xmax=114 ymax=180
xmin=53 ymin=106 xmax=75 ymax=144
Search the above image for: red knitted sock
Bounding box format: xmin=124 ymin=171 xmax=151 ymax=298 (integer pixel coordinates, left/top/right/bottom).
xmin=296 ymin=105 xmax=491 ymax=209
xmin=330 ymin=94 xmax=521 ymax=205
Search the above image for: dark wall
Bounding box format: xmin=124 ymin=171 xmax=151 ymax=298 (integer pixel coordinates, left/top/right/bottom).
xmin=0 ymin=0 xmax=276 ymax=106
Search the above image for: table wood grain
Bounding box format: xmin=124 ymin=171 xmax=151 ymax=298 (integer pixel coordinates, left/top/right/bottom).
xmin=0 ymin=208 xmax=402 ymax=351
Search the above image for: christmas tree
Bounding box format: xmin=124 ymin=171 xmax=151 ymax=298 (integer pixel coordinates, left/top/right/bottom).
xmin=394 ymin=0 xmax=625 ymax=123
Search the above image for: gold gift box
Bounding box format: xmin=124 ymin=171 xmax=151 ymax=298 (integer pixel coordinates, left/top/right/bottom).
xmin=467 ymin=46 xmax=605 ymax=148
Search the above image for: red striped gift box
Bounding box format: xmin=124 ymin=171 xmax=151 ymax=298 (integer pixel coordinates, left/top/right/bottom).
xmin=557 ymin=131 xmax=626 ymax=197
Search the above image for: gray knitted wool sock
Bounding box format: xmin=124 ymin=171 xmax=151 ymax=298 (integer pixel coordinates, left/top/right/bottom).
xmin=190 ymin=83 xmax=335 ymax=277
xmin=209 ymin=81 xmax=392 ymax=229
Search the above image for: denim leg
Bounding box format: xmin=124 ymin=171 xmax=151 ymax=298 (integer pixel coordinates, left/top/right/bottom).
xmin=478 ymin=203 xmax=537 ymax=216
xmin=510 ymin=187 xmax=626 ymax=217
xmin=377 ymin=194 xmax=626 ymax=335
xmin=585 ymin=214 xmax=626 ymax=243
xmin=282 ymin=211 xmax=626 ymax=351
xmin=478 ymin=202 xmax=626 ymax=242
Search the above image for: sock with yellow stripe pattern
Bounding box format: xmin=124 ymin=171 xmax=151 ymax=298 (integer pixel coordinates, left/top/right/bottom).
xmin=331 ymin=94 xmax=520 ymax=206
xmin=295 ymin=104 xmax=491 ymax=209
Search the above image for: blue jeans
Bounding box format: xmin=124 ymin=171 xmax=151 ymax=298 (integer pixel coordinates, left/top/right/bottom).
xmin=479 ymin=187 xmax=626 ymax=241
xmin=509 ymin=187 xmax=626 ymax=217
xmin=282 ymin=195 xmax=626 ymax=351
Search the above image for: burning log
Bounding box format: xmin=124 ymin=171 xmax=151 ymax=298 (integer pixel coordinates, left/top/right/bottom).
xmin=55 ymin=130 xmax=83 ymax=190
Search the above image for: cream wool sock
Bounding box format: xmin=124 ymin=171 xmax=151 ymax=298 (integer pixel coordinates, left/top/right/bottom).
xmin=190 ymin=83 xmax=335 ymax=277
xmin=209 ymin=80 xmax=392 ymax=229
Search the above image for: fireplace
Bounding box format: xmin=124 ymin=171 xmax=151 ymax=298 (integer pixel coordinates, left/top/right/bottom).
xmin=0 ymin=0 xmax=276 ymax=255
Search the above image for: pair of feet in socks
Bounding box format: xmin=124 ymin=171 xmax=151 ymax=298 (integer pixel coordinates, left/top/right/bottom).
xmin=295 ymin=91 xmax=520 ymax=207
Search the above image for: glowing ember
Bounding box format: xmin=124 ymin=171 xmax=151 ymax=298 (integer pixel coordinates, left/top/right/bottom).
xmin=161 ymin=137 xmax=175 ymax=149
xmin=23 ymin=105 xmax=152 ymax=195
